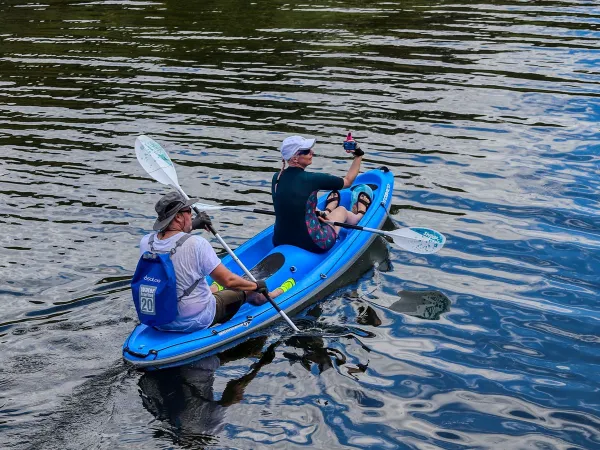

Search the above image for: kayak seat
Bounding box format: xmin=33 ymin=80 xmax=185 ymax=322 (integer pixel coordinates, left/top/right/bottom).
xmin=230 ymin=244 xmax=328 ymax=317
xmin=267 ymin=244 xmax=326 ymax=280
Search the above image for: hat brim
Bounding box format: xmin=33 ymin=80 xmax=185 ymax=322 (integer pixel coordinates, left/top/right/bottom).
xmin=301 ymin=138 xmax=316 ymax=150
xmin=152 ymin=198 xmax=198 ymax=231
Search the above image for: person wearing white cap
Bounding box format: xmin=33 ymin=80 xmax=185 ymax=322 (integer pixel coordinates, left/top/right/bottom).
xmin=271 ymin=135 xmax=367 ymax=253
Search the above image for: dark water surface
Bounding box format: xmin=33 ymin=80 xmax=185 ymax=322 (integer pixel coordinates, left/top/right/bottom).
xmin=1 ymin=0 xmax=599 ymax=449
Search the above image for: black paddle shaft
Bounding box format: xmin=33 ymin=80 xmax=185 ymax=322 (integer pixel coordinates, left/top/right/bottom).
xmin=193 ymin=207 xmax=288 ymax=318
xmin=331 ymin=221 xmax=363 ymax=231
xmin=246 ymin=209 xmax=365 ymax=232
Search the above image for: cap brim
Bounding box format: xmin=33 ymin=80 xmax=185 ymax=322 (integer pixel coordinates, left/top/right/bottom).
xmin=152 ymin=197 xmax=198 ymax=231
xmin=302 ymin=138 xmax=316 ymax=150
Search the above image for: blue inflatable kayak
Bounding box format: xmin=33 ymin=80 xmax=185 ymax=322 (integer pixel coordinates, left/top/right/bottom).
xmin=123 ymin=167 xmax=394 ymax=369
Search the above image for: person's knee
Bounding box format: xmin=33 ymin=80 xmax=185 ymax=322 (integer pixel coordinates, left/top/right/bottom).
xmin=246 ymin=291 xmax=268 ymax=306
xmin=328 ymin=206 xmax=348 ymax=222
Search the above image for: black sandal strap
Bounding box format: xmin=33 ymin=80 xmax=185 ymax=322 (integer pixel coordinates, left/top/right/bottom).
xmin=324 ymin=190 xmax=340 ymax=213
xmin=355 ymin=193 xmax=372 ymax=215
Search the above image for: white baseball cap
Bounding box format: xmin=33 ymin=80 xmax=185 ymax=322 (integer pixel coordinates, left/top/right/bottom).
xmin=280 ymin=135 xmax=316 ymax=161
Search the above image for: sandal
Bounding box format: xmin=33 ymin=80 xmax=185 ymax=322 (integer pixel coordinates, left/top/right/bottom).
xmin=351 ymin=184 xmax=373 ymax=215
xmin=324 ymin=190 xmax=340 ymax=214
xmin=355 ymin=192 xmax=372 ymax=215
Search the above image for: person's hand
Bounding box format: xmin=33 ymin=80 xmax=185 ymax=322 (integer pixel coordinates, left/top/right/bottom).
xmin=254 ymin=279 xmax=268 ymax=295
xmin=352 ymin=147 xmax=364 ymax=158
xmin=191 ymin=211 xmax=212 ymax=231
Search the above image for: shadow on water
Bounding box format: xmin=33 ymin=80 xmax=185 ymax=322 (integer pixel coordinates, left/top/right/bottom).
xmin=295 ymin=228 xmax=451 ymax=330
xmin=260 ymin=231 xmax=451 ymax=345
xmin=372 ymin=290 xmax=450 ymax=321
xmin=283 ymin=335 xmax=352 ymax=376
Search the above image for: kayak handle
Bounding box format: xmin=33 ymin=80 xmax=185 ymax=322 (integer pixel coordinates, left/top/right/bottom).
xmin=124 ymin=347 xmax=156 ymax=359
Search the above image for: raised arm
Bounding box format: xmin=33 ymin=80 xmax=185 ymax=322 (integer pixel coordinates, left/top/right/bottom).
xmin=342 ymin=153 xmax=364 ymax=188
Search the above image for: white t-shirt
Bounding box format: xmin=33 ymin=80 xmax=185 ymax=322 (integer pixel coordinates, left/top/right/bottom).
xmin=139 ymin=232 xmax=221 ymax=332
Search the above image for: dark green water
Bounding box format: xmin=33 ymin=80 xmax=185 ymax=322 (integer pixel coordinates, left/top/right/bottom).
xmin=1 ymin=1 xmax=599 ymax=449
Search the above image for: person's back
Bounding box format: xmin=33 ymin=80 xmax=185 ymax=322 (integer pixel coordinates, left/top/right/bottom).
xmin=272 ymin=167 xmax=342 ymax=253
xmin=139 ymin=231 xmax=220 ymax=332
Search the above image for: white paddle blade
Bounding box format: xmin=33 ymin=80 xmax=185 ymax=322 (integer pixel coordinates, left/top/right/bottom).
xmin=390 ymin=227 xmax=446 ymax=254
xmin=192 ymin=202 xmax=227 ymax=211
xmin=135 ymin=135 xmax=180 ymax=188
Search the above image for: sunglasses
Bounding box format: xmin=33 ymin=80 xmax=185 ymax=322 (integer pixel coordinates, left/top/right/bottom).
xmin=297 ymin=148 xmax=314 ymax=156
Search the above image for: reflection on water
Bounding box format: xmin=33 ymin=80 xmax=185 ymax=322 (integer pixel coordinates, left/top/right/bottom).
xmin=139 ymin=333 xmax=369 ymax=445
xmin=1 ymin=0 xmax=599 ymax=448
xmin=387 ymin=290 xmax=450 ymax=320
xmin=283 ymin=335 xmax=348 ymax=375
xmin=139 ymin=336 xmax=274 ymax=446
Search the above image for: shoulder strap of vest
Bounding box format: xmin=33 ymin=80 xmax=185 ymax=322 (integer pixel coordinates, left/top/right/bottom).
xmin=179 ymin=279 xmax=201 ymax=300
xmin=170 ymin=233 xmax=193 ymax=255
xmin=148 ymin=233 xmax=157 ymax=252
xmin=170 ymin=233 xmax=202 ymax=299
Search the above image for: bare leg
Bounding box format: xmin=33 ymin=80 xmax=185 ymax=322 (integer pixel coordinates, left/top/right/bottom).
xmin=324 ymin=206 xmax=348 ymax=234
xmin=246 ymin=289 xmax=281 ymax=306
xmin=343 ymin=209 xmax=363 ymax=226
xmin=325 ymin=206 xmax=363 ymax=233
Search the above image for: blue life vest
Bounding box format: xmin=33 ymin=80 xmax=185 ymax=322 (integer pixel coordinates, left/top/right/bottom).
xmin=131 ymin=233 xmax=200 ymax=327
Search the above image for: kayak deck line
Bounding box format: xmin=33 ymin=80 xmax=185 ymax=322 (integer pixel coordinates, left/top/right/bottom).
xmin=123 ymin=168 xmax=395 ymax=369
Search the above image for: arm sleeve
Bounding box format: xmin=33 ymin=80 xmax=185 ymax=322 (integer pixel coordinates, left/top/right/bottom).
xmin=139 ymin=234 xmax=151 ymax=257
xmin=308 ymin=172 xmax=345 ymax=191
xmin=194 ymin=236 xmax=222 ymax=277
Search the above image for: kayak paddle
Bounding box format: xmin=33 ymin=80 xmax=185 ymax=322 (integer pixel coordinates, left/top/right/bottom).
xmin=192 ymin=202 xmax=446 ymax=255
xmin=135 ymin=135 xmax=300 ymax=332
xmin=325 ymin=221 xmax=445 ymax=255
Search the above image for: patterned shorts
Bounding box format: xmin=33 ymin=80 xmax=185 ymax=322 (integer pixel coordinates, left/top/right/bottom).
xmin=305 ymin=191 xmax=337 ymax=251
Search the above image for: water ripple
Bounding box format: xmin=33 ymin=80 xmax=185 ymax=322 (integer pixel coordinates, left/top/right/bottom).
xmin=1 ymin=0 xmax=599 ymax=449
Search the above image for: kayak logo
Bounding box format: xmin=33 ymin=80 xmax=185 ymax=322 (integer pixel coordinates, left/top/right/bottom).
xmin=143 ymin=275 xmax=161 ymax=283
xmin=382 ymin=183 xmax=391 ymax=205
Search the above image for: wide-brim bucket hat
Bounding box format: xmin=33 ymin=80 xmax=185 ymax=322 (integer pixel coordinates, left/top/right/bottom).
xmin=153 ymin=191 xmax=198 ymax=231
